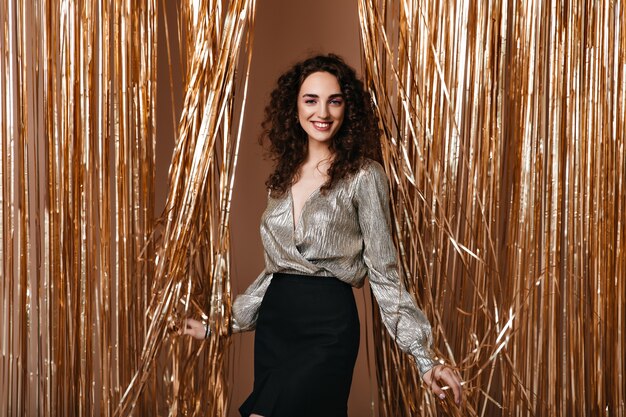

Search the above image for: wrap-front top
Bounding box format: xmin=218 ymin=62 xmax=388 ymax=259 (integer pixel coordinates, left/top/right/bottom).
xmin=232 ymin=159 xmax=437 ymax=376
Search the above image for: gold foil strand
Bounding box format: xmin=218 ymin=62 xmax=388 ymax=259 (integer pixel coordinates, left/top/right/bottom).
xmin=358 ymin=0 xmax=626 ymax=415
xmin=0 ymin=0 xmax=5 ymax=408
xmin=96 ymin=1 xmax=112 ymax=415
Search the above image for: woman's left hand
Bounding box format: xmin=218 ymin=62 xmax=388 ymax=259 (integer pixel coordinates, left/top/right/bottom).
xmin=422 ymin=364 xmax=463 ymax=405
xmin=180 ymin=318 xmax=210 ymax=340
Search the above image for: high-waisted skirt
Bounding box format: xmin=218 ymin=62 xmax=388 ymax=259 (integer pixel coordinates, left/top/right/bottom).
xmin=239 ymin=272 xmax=360 ymax=417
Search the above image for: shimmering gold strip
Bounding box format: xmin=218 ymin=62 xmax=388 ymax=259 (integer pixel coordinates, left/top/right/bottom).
xmin=95 ymin=2 xmax=112 ymax=415
xmin=359 ymin=0 xmax=626 ymax=415
xmin=0 ymin=3 xmax=6 ymax=415
xmin=2 ymin=0 xmax=12 ymax=412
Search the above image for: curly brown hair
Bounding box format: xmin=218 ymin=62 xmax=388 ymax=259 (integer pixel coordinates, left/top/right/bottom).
xmin=260 ymin=54 xmax=382 ymax=196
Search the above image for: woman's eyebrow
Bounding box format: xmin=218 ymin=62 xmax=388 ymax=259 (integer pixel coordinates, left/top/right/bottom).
xmin=301 ymin=93 xmax=344 ymax=98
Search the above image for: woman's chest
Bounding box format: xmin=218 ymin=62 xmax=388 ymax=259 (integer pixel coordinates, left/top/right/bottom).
xmin=261 ymin=182 xmax=360 ymax=246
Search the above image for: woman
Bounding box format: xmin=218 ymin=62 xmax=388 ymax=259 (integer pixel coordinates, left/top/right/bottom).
xmin=183 ymin=54 xmax=463 ymax=416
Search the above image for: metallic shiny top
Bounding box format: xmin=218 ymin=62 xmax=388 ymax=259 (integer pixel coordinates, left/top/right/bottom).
xmin=232 ymin=159 xmax=437 ymax=376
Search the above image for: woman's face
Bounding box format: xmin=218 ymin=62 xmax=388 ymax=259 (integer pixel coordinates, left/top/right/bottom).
xmin=297 ymin=71 xmax=345 ymax=147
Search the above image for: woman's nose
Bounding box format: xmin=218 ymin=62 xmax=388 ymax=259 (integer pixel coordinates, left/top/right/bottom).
xmin=318 ymin=104 xmax=329 ymax=118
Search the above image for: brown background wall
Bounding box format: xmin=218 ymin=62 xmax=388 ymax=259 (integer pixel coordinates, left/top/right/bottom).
xmin=156 ymin=1 xmax=379 ymax=416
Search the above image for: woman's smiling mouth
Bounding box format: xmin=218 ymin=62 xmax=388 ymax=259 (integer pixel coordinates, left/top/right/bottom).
xmin=313 ymin=121 xmax=332 ymax=130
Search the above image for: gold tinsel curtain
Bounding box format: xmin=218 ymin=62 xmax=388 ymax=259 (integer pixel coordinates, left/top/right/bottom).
xmin=115 ymin=0 xmax=255 ymax=415
xmin=0 ymin=0 xmax=254 ymax=416
xmin=358 ymin=0 xmax=625 ymax=416
xmin=3 ymin=0 xmax=625 ymax=416
xmin=1 ymin=0 xmax=158 ymax=415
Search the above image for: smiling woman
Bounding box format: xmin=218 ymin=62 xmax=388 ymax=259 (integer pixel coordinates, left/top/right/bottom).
xmin=296 ymin=71 xmax=345 ymax=147
xmin=182 ymin=54 xmax=463 ymax=417
xmin=259 ymin=55 xmax=382 ymax=198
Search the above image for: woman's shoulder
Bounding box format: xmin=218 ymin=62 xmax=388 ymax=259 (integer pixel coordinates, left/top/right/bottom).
xmin=360 ymin=158 xmax=385 ymax=173
xmin=355 ymin=158 xmax=388 ymax=183
xmin=348 ymin=158 xmax=389 ymax=199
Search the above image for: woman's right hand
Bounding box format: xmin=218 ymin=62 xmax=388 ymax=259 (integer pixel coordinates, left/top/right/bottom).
xmin=180 ymin=318 xmax=210 ymax=340
xmin=422 ymin=364 xmax=463 ymax=405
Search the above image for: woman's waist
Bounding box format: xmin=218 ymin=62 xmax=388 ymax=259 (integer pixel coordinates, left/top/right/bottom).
xmin=272 ymin=271 xmax=351 ymax=288
xmin=266 ymin=263 xmax=367 ymax=288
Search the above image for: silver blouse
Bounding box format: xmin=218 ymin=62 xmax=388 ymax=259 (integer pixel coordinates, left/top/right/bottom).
xmin=231 ymin=159 xmax=437 ymax=377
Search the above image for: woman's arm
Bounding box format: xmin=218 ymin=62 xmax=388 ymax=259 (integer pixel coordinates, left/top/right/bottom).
xmin=355 ymin=161 xmax=462 ymax=404
xmin=181 ymin=269 xmax=272 ymax=339
xmin=231 ymin=269 xmax=272 ymax=332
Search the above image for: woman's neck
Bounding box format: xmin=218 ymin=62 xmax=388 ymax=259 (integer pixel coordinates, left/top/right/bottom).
xmin=305 ymin=140 xmax=333 ymax=167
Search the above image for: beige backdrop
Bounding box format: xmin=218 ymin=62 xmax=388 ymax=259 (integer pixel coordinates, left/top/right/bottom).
xmin=155 ymin=1 xmax=378 ymax=416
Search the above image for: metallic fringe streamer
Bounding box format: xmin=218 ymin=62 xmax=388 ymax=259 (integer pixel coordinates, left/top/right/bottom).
xmin=358 ymin=0 xmax=625 ymax=416
xmin=115 ymin=0 xmax=255 ymax=416
xmin=1 ymin=0 xmax=158 ymax=415
xmin=0 ymin=0 xmax=254 ymax=416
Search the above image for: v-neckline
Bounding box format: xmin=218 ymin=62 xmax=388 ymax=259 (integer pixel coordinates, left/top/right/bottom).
xmin=290 ymin=186 xmax=321 ymax=232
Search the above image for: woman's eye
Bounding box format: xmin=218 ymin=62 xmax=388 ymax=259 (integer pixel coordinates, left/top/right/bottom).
xmin=330 ymin=99 xmax=343 ymax=105
xmin=305 ymin=99 xmax=316 ymax=104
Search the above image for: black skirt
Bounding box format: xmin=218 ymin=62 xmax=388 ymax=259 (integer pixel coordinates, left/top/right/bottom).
xmin=239 ymin=272 xmax=360 ymax=417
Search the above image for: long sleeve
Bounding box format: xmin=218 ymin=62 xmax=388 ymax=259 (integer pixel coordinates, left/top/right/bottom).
xmin=231 ymin=269 xmax=272 ymax=333
xmin=354 ymin=161 xmax=438 ymax=377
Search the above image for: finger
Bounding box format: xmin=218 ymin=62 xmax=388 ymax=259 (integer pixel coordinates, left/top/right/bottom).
xmin=189 ymin=319 xmax=207 ymax=334
xmin=439 ymin=370 xmax=463 ymax=405
xmin=427 ymin=376 xmax=446 ymax=400
xmin=184 ymin=318 xmax=198 ymax=328
xmin=182 ymin=319 xmax=204 ymax=338
xmin=182 ymin=323 xmax=198 ymax=336
xmin=451 ymin=375 xmax=463 ymax=405
xmin=447 ymin=369 xmax=463 ymax=404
